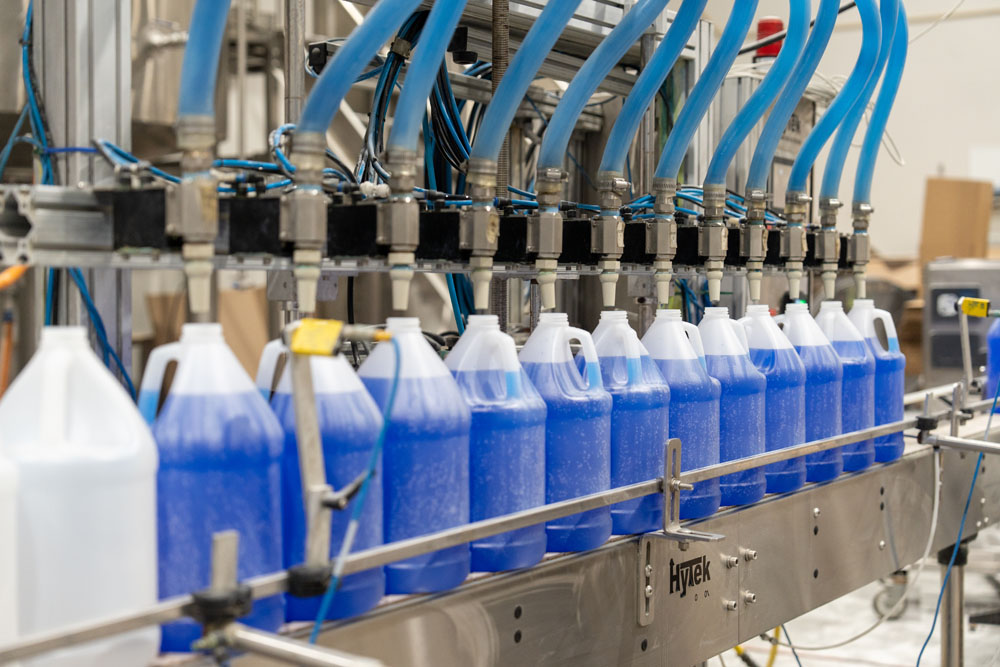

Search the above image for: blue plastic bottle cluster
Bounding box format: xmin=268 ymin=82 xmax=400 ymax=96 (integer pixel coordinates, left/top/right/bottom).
xmin=987 ymin=319 xmax=1000 ymax=412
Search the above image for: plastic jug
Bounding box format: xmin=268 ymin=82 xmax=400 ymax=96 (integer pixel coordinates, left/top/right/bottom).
xmin=698 ymin=307 xmax=767 ymax=506
xmin=0 ymin=456 xmax=14 ymax=650
xmin=986 ymin=319 xmax=1000 ymax=411
xmin=255 ymin=338 xmax=286 ymax=401
xmin=258 ymin=344 xmax=385 ymax=621
xmin=0 ymin=327 xmax=159 ymax=666
xmin=642 ymin=309 xmax=721 ymax=520
xmin=587 ymin=311 xmax=669 ymax=534
xmin=138 ymin=340 xmax=179 ymax=424
xmin=446 ymin=315 xmax=547 ymax=571
xmin=848 ymin=299 xmax=907 ymax=462
xmin=358 ymin=317 xmax=471 ymax=593
xmin=144 ymin=323 xmax=284 ymax=652
xmin=776 ymin=304 xmax=845 ymax=479
xmin=739 ymin=305 xmax=807 ymax=493
xmin=520 ymin=313 xmax=612 ymax=552
xmin=816 ymin=302 xmax=876 ymax=471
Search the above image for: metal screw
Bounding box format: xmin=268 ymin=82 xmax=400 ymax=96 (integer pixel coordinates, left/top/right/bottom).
xmin=977 ymin=520 xmax=982 ymax=528
xmin=985 ymin=517 xmax=990 ymax=525
xmin=742 ymin=548 xmax=758 ymax=562
xmin=813 ymin=507 xmax=821 ymax=518
xmin=725 ymin=556 xmax=739 ymax=569
xmin=744 ymin=591 xmax=757 ymax=604
xmin=982 ymin=497 xmax=987 ymax=506
xmin=724 ymin=600 xmax=738 ymax=611
xmin=645 ymin=564 xmax=653 ymax=577
xmin=645 ymin=585 xmax=654 ymax=599
xmin=879 ymin=540 xmax=886 ymax=550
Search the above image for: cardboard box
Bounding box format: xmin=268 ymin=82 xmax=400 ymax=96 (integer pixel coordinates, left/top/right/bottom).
xmin=919 ymin=177 xmax=994 ymax=269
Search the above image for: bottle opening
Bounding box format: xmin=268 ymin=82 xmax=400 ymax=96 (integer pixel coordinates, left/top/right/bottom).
xmin=745 ymin=304 xmax=770 ymax=316
xmin=180 ymin=323 xmax=224 ymax=342
xmin=704 ymin=307 xmax=730 ymax=318
xmin=599 ymin=310 xmax=629 ymax=322
xmin=785 ymin=303 xmax=809 ymax=314
xmin=386 ymin=317 xmax=422 ymax=333
xmin=40 ymin=326 xmax=88 ymax=345
xmin=466 ymin=314 xmax=499 ymax=328
xmin=819 ymin=301 xmax=843 ymax=312
xmin=538 ymin=312 xmax=569 ymax=325
xmin=853 ymin=299 xmax=874 ymax=309
xmin=655 ymin=309 xmax=682 ymax=320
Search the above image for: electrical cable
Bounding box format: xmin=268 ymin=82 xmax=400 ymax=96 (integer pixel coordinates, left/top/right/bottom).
xmin=309 ymin=336 xmax=402 ymax=643
xmin=915 ymin=380 xmax=1000 ymax=665
xmin=66 ymin=268 xmax=136 ymax=399
xmin=0 ymin=106 xmax=29 ymax=181
xmin=779 ymin=625 xmax=804 ymax=667
xmin=909 ymin=0 xmax=966 ymax=44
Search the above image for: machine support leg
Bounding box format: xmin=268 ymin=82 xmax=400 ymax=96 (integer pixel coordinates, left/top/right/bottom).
xmin=939 ymin=542 xmax=969 ymax=667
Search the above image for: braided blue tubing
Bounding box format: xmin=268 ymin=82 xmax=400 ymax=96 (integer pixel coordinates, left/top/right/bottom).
xmin=599 ymin=0 xmax=706 ymax=174
xmin=537 ymin=0 xmax=672 ymax=171
xmin=703 ymin=0 xmax=810 ymax=186
xmin=177 ymin=0 xmax=232 ymax=118
xmin=854 ymin=4 xmax=908 ymax=205
xmin=820 ymin=0 xmax=898 ymax=200
xmin=298 ymin=0 xmax=423 ymax=135
xmin=787 ymin=0 xmax=881 ymax=194
xmin=746 ymin=0 xmax=841 ymax=192
xmin=470 ymin=0 xmax=585 ymax=163
xmin=654 ymin=0 xmax=758 ymax=180
xmin=388 ymin=0 xmax=470 ymax=154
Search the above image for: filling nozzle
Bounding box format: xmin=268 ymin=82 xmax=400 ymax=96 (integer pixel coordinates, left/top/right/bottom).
xmin=528 ymin=168 xmax=566 ymax=311
xmin=170 ymin=115 xmax=219 ymax=316
xmin=849 ymin=201 xmax=873 ymax=299
xmin=463 ymin=157 xmax=501 ymax=312
xmin=650 ymin=177 xmax=678 ymax=307
xmin=742 ymin=188 xmax=769 ymax=304
xmin=782 ymin=191 xmax=811 ymax=301
xmin=699 ymin=183 xmax=729 ymax=304
xmin=592 ymin=171 xmax=629 ymax=309
xmin=279 ymin=131 xmax=329 ymax=315
xmin=380 ymin=149 xmax=421 ymax=311
xmin=817 ymin=197 xmax=842 ymax=300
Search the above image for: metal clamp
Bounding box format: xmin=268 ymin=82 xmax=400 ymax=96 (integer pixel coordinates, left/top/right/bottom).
xmin=656 ymin=439 xmax=724 ymax=547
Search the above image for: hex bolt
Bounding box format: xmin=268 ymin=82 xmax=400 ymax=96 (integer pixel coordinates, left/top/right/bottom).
xmin=645 ymin=585 xmax=654 ymax=599
xmin=724 ymin=600 xmax=738 ymax=611
xmin=744 ymin=591 xmax=757 ymax=605
xmin=742 ymin=548 xmax=758 ymax=562
xmin=645 ymin=564 xmax=653 ymax=577
xmin=879 ymin=540 xmax=886 ymax=550
xmin=724 ymin=556 xmax=739 ymax=569
xmin=982 ymin=497 xmax=987 ymax=506
xmin=813 ymin=507 xmax=821 ymax=518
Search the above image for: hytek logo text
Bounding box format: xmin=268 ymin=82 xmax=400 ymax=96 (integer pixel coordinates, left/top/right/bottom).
xmin=669 ymin=555 xmax=711 ymax=598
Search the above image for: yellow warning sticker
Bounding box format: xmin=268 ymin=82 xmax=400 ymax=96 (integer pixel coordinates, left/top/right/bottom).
xmin=290 ymin=318 xmax=343 ymax=355
xmin=960 ymin=298 xmax=991 ymax=318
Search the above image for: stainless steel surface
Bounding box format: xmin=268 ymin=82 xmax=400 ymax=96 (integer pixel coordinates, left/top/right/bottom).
xmin=493 ymin=0 xmax=509 ymax=199
xmin=636 ymin=32 xmax=656 ymax=197
xmin=960 ymin=303 xmax=975 ymax=390
xmin=210 ymin=531 xmax=240 ymax=593
xmin=285 ymin=0 xmax=305 ymax=123
xmin=922 ymin=433 xmax=1000 ymax=456
xmin=225 ymin=624 xmax=384 ymax=667
xmin=941 ymin=561 xmax=965 ymax=667
xmin=237 ymin=0 xmax=248 ymax=156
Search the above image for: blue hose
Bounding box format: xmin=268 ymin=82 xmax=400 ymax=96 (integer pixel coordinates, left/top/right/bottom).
xmin=470 ymin=0 xmax=584 ymax=163
xmin=854 ymin=5 xmax=908 ymax=205
xmin=177 ymin=0 xmax=233 ymax=118
xmin=538 ymin=0 xmax=671 ymax=171
xmin=599 ymin=0 xmax=706 ymax=175
xmin=788 ymin=0 xmax=881 ymax=195
xmin=704 ymin=0 xmax=810 ymax=186
xmin=746 ymin=0 xmax=840 ymax=192
xmin=655 ymin=0 xmax=758 ymax=180
xmin=820 ymin=0 xmax=897 ymax=201
xmin=299 ymin=0 xmax=423 ymax=135
xmin=387 ymin=0 xmax=468 ymax=153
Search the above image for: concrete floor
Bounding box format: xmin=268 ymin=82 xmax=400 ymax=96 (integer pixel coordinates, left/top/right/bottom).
xmin=719 ymin=531 xmax=1000 ymax=667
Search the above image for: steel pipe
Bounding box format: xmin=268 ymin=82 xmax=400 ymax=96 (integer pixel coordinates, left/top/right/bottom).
xmin=225 ymin=624 xmax=384 ymax=666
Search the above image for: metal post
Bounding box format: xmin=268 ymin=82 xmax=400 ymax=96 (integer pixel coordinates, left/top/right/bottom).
xmin=237 ymin=0 xmax=248 ymax=156
xmin=636 ymin=32 xmax=657 ymax=196
xmin=493 ymin=0 xmax=510 ymax=199
xmin=939 ymin=542 xmax=968 ymax=667
xmin=224 ymin=624 xmax=384 ymax=667
xmin=489 ymin=278 xmax=509 ymax=332
xmin=959 ymin=305 xmax=975 ymax=391
xmin=284 ymin=0 xmax=306 ymax=124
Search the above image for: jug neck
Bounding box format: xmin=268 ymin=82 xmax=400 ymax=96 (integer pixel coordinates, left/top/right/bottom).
xmin=465 ymin=314 xmax=500 ymax=332
xmin=598 ymin=310 xmax=629 ymax=324
xmin=538 ymin=312 xmax=569 ymax=327
xmin=852 ymin=299 xmax=875 ymax=311
xmin=180 ymin=323 xmax=224 ymax=344
xmin=745 ymin=304 xmax=771 ymax=318
xmin=785 ymin=303 xmax=810 ymax=316
xmin=386 ymin=317 xmax=422 ymax=335
xmin=39 ymin=326 xmax=89 ymax=350
xmin=655 ymin=309 xmax=682 ymax=322
xmin=702 ymin=306 xmax=731 ymax=321
xmin=818 ymin=301 xmax=845 ymax=315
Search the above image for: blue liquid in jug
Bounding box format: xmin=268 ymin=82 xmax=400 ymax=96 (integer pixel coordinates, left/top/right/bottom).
xmin=270 ymin=390 xmax=385 ymax=621
xmin=522 ymin=360 xmax=612 ymax=552
xmin=832 ymin=340 xmax=876 ymax=471
xmin=362 ymin=376 xmax=471 ymax=594
xmin=154 ymin=392 xmax=284 ymax=653
xmin=652 ymin=358 xmax=721 ymax=520
xmin=592 ymin=356 xmax=669 ymax=534
xmin=748 ymin=348 xmax=806 ymax=493
xmin=987 ymin=320 xmax=1000 ymax=413
xmin=796 ymin=345 xmax=846 ymax=480
xmin=867 ymin=337 xmax=906 ymax=462
xmin=456 ymin=369 xmax=547 ymax=571
xmin=704 ymin=355 xmax=766 ymax=506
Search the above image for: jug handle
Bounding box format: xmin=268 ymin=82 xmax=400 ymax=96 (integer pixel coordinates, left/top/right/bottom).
xmin=454 ymin=329 xmax=523 ymax=399
xmin=139 ymin=342 xmax=183 ymax=421
xmin=729 ymin=319 xmax=751 ymax=353
xmin=873 ymin=308 xmax=901 ymax=353
xmin=610 ymin=324 xmax=644 ymax=386
xmin=680 ymin=321 xmax=707 ymax=359
xmin=256 ymin=338 xmax=287 ymax=400
xmin=565 ymin=326 xmax=604 ymax=390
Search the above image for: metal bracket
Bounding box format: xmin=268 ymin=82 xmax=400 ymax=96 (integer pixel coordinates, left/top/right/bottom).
xmin=656 ymin=439 xmax=725 ymax=547
xmin=637 ymin=534 xmax=656 ymax=626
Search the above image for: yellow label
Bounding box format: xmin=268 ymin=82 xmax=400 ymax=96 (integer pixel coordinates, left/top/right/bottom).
xmin=290 ymin=318 xmax=344 ymax=356
xmin=960 ymin=298 xmax=990 ymax=318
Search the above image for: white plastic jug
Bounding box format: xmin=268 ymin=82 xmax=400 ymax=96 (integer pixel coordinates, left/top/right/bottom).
xmin=0 ymin=327 xmax=159 ymax=666
xmin=0 ymin=456 xmax=15 ymax=650
xmin=255 ymin=338 xmax=287 ymax=400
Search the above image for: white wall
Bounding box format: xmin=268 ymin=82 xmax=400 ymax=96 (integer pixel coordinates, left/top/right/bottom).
xmin=703 ymin=0 xmax=1000 ymax=258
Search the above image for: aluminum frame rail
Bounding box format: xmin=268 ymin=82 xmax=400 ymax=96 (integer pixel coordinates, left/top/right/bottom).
xmin=0 ymin=397 xmax=982 ymax=665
